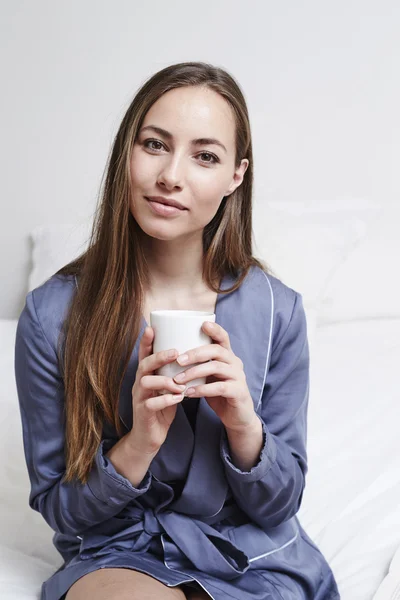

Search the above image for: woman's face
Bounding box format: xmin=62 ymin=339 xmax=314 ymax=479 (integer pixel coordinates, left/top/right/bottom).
xmin=129 ymin=86 xmax=248 ymax=241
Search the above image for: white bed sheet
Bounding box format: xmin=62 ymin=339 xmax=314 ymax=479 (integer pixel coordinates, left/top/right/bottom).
xmin=1 ymin=317 xmax=399 ymax=599
xmin=298 ymin=318 xmax=400 ymax=599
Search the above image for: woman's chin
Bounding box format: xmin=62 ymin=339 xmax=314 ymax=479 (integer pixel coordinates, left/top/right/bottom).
xmin=139 ymin=222 xmax=187 ymax=242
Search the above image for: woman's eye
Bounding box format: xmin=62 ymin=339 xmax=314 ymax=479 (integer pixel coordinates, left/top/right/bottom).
xmin=143 ymin=139 xmax=219 ymax=165
xmin=198 ymin=152 xmax=219 ymax=164
xmin=144 ymin=139 xmax=164 ymax=151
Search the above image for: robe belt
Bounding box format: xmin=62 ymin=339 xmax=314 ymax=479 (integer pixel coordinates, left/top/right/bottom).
xmin=79 ymin=504 xmax=250 ymax=580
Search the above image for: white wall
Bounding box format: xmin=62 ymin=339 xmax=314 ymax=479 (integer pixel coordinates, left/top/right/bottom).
xmin=1 ymin=0 xmax=399 ymax=318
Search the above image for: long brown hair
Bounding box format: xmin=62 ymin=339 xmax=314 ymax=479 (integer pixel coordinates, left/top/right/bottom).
xmin=55 ymin=61 xmax=273 ymax=485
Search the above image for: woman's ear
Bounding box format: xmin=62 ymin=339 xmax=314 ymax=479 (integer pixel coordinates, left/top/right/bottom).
xmin=225 ymin=158 xmax=249 ymax=196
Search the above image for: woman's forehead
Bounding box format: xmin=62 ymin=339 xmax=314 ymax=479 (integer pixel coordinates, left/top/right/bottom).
xmin=142 ymin=88 xmax=236 ymax=146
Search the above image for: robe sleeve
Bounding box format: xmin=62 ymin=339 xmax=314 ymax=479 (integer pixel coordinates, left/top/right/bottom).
xmin=220 ymin=290 xmax=309 ymax=530
xmin=14 ymin=290 xmax=153 ymax=537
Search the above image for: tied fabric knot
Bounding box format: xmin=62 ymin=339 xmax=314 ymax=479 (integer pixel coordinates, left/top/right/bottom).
xmin=143 ymin=508 xmax=163 ymax=536
xmin=79 ymin=506 xmax=250 ymax=580
xmin=158 ymin=510 xmax=249 ymax=580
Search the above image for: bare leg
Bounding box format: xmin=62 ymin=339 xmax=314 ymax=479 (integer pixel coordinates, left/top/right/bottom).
xmin=65 ymin=567 xmax=187 ymax=600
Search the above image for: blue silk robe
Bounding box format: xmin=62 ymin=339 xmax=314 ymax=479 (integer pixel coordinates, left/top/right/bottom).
xmin=14 ymin=266 xmax=340 ymax=599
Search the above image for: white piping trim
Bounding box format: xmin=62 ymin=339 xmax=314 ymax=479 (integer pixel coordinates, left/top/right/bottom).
xmin=248 ymin=528 xmax=299 ymax=562
xmin=160 ymin=534 xmax=216 ymax=600
xmin=256 ymin=272 xmax=274 ymax=411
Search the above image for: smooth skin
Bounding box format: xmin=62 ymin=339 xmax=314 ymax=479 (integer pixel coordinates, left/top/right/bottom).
xmin=65 ymin=568 xmax=209 ymax=599
xmin=129 ymin=85 xmax=248 ymax=307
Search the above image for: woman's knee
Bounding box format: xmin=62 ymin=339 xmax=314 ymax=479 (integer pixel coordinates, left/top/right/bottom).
xmin=65 ymin=567 xmax=187 ymax=600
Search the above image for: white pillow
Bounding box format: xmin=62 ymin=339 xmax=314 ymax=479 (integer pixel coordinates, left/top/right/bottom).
xmin=318 ymin=201 xmax=400 ymax=323
xmin=253 ymin=197 xmax=381 ymax=313
xmin=28 ymin=198 xmax=380 ymax=321
xmin=28 ymin=221 xmax=92 ymax=293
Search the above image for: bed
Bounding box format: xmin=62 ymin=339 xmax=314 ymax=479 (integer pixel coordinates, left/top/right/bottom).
xmin=1 ymin=199 xmax=399 ymax=599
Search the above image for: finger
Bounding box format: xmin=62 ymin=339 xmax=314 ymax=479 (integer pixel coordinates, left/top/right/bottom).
xmin=141 ymin=374 xmax=187 ymax=394
xmin=176 ymin=344 xmax=232 ymax=367
xmin=141 ymin=345 xmax=180 ymax=374
xmin=185 ymin=380 xmax=234 ymax=398
xmin=173 ymin=360 xmax=233 ymax=385
xmin=144 ymin=392 xmax=184 ymax=412
xmin=201 ymin=321 xmax=231 ymax=350
xmin=138 ymin=327 xmax=154 ymax=363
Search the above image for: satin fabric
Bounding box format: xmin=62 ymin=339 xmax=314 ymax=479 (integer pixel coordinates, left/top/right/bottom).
xmin=14 ymin=266 xmax=340 ymax=599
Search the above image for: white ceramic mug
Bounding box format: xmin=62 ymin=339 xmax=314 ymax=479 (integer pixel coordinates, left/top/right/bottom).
xmin=150 ymin=310 xmax=216 ymax=396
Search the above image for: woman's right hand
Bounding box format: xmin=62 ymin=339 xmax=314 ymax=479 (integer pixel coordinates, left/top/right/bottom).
xmin=128 ymin=326 xmax=187 ymax=456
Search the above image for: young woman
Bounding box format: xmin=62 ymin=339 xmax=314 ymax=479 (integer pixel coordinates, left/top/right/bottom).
xmin=15 ymin=62 xmax=340 ymax=600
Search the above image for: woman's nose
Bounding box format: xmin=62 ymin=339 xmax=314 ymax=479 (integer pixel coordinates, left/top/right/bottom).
xmin=158 ymin=156 xmax=185 ymax=189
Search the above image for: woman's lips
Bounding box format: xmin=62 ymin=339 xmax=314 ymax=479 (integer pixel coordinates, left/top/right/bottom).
xmin=146 ymin=197 xmax=187 ymax=217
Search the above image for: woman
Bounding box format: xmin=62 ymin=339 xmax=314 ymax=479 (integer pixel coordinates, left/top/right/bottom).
xmin=15 ymin=62 xmax=340 ymax=599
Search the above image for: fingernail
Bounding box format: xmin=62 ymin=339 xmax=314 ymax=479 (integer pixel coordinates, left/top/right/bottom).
xmin=176 ymin=384 xmax=186 ymax=391
xmin=185 ymin=387 xmax=196 ymax=396
xmin=177 ymin=354 xmax=188 ymax=364
xmin=168 ymin=349 xmax=177 ymax=357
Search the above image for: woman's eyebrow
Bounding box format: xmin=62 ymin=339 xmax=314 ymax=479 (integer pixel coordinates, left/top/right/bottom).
xmin=139 ymin=125 xmax=227 ymax=153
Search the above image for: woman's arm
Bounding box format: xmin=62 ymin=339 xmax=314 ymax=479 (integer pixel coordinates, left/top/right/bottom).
xmin=219 ymin=291 xmax=309 ymax=530
xmin=105 ymin=435 xmax=157 ymax=488
xmin=15 ymin=291 xmax=153 ymax=538
xmin=224 ymin=417 xmax=264 ymax=472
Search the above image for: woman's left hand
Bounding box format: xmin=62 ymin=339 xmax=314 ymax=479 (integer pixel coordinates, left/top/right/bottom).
xmin=173 ymin=321 xmax=258 ymax=433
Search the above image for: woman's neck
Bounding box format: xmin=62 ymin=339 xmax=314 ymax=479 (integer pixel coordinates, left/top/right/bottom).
xmin=143 ymin=234 xmax=205 ymax=291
